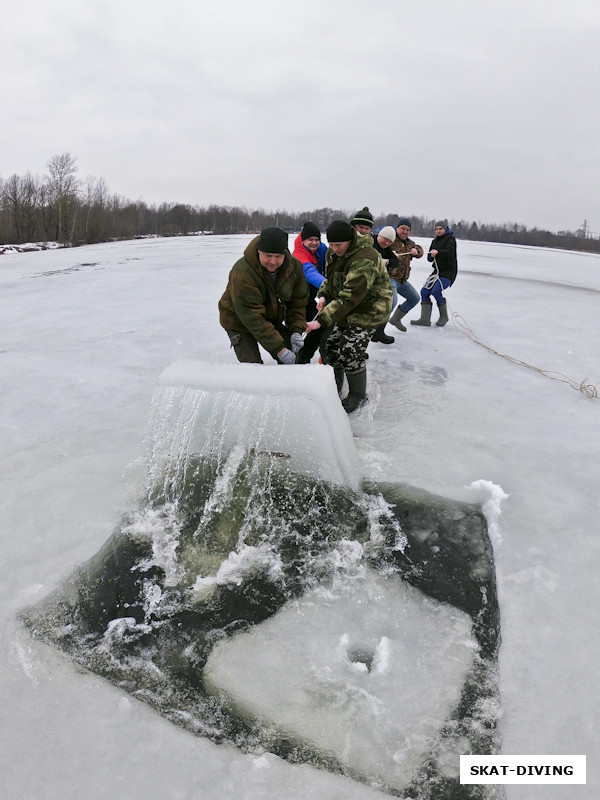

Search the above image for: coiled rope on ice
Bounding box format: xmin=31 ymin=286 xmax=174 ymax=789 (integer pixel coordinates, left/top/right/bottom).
xmin=448 ymin=306 xmax=598 ymax=400
xmin=426 ymin=258 xmax=598 ymax=400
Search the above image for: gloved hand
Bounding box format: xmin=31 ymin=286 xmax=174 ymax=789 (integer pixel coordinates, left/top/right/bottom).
xmin=290 ymin=332 xmax=303 ymax=354
xmin=277 ymin=348 xmax=296 ymax=365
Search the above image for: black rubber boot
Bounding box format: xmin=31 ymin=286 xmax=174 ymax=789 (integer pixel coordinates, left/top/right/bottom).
xmin=342 ymin=369 xmax=367 ymax=413
xmin=371 ymin=324 xmax=395 ymax=344
xmin=334 ymin=367 xmax=345 ymax=396
xmin=436 ymin=302 xmax=449 ymax=327
xmin=389 ymin=308 xmax=407 ymax=332
xmin=410 ymin=302 xmax=433 ymax=326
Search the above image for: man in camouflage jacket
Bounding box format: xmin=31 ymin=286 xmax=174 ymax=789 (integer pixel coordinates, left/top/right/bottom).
xmin=306 ymin=221 xmax=392 ymax=412
xmin=219 ymin=227 xmax=308 ymax=363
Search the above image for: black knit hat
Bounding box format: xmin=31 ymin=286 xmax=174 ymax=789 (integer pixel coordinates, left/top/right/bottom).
xmin=326 ymin=220 xmax=355 ymax=243
xmin=350 ymin=207 xmax=374 ymax=229
xmin=396 ymin=217 xmax=412 ymax=229
xmin=300 ymin=221 xmax=321 ymax=241
xmin=257 ymin=226 xmax=288 ymax=254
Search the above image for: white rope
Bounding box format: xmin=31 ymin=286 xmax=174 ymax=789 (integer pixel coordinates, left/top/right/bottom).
xmin=423 ymin=257 xmax=441 ymax=291
xmin=448 ymin=306 xmax=599 ymax=400
xmin=424 ymin=257 xmax=597 ymax=399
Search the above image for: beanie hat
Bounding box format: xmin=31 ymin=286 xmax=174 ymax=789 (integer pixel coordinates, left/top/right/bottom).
xmin=378 ymin=225 xmax=397 ymax=244
xmin=257 ymin=226 xmax=288 ymax=254
xmin=396 ymin=217 xmax=412 ymax=229
xmin=435 ymin=221 xmax=447 ymax=230
xmin=350 ymin=207 xmax=374 ymax=229
xmin=326 ymin=220 xmax=355 ymax=243
xmin=300 ymin=221 xmax=321 ymax=241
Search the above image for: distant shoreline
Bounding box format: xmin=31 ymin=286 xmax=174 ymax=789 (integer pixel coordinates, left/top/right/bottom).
xmin=4 ymin=230 xmax=600 ymax=259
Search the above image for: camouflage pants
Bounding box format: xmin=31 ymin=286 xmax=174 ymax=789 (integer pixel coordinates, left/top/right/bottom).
xmin=322 ymin=324 xmax=374 ymax=373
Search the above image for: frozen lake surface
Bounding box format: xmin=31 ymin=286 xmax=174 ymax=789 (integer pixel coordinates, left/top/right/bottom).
xmin=1 ymin=234 xmax=598 ymax=798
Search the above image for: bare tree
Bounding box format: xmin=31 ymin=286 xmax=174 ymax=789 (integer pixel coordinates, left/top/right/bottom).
xmin=45 ymin=153 xmax=81 ymax=243
xmin=3 ymin=175 xmax=25 ymax=242
xmin=80 ymin=175 xmax=111 ymax=243
xmin=20 ymin=173 xmax=44 ymax=242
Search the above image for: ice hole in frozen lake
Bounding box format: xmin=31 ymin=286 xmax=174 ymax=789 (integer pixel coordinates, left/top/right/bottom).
xmin=203 ymin=568 xmax=477 ymax=793
xmin=21 ymin=361 xmax=502 ymax=799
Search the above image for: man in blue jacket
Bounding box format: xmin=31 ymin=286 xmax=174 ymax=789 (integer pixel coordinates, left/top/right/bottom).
xmin=292 ymin=222 xmax=328 ymax=363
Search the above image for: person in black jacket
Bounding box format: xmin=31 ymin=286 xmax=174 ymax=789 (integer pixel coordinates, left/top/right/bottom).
xmin=370 ymin=225 xmax=398 ymax=344
xmin=411 ymin=222 xmax=458 ymax=327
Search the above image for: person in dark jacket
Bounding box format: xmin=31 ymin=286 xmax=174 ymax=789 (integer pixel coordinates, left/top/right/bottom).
xmin=305 ymin=221 xmax=392 ymax=412
xmin=218 ymin=227 xmax=308 ymax=362
xmin=411 ymin=222 xmax=458 ymax=327
xmin=370 ymin=225 xmax=399 ymax=345
xmin=292 ymin=221 xmax=328 ymax=364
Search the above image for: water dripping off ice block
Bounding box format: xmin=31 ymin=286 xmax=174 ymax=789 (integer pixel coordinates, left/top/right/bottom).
xmin=157 ymin=360 xmax=361 ymax=490
xmin=203 ymin=568 xmax=477 ymax=793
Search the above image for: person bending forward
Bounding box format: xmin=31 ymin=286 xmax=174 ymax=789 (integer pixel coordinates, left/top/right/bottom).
xmin=219 ymin=227 xmax=308 ymax=363
xmin=306 ymin=221 xmax=392 ymax=412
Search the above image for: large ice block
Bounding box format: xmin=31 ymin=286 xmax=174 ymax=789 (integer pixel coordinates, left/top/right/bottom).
xmin=157 ymin=359 xmax=361 ymax=489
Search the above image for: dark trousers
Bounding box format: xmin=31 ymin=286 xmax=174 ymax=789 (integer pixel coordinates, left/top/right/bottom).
xmin=297 ymin=327 xmax=323 ymax=363
xmin=226 ymin=329 xmax=292 ymax=364
xmin=226 ymin=331 xmax=264 ymax=363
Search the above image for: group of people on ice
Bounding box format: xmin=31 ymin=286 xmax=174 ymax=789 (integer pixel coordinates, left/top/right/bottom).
xmin=218 ymin=207 xmax=458 ymax=413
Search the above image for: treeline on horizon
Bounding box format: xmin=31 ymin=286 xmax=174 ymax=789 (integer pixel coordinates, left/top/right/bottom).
xmin=2 ymin=153 xmax=599 ymax=254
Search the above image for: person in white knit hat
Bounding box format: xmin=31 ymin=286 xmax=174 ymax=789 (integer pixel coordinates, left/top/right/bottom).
xmin=369 ymin=226 xmax=400 ymax=344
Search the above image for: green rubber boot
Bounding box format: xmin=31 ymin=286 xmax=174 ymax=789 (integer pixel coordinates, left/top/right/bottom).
xmin=389 ymin=308 xmax=407 ymax=332
xmin=410 ymin=302 xmax=433 ymax=326
xmin=436 ymin=302 xmax=449 ymax=327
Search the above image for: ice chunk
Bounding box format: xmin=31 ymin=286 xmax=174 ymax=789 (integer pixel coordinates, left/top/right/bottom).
xmin=203 ymin=567 xmax=477 ymax=793
xmin=157 ymin=359 xmax=361 ymax=489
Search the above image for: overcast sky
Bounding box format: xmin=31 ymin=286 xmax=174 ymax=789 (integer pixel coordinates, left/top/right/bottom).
xmin=3 ymin=0 xmax=600 ymax=232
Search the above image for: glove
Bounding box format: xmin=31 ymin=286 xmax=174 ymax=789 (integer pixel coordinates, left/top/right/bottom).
xmin=290 ymin=332 xmax=303 ymax=354
xmin=277 ymin=348 xmax=296 ymax=365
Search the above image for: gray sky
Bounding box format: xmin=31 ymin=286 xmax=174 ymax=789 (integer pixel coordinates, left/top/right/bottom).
xmin=4 ymin=0 xmax=600 ymax=232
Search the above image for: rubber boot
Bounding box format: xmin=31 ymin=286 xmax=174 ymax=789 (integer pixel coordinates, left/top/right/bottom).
xmin=410 ymin=302 xmax=433 ymax=326
xmin=389 ymin=308 xmax=407 ymax=332
xmin=436 ymin=302 xmax=449 ymax=327
xmin=342 ymin=369 xmax=367 ymax=413
xmin=334 ymin=367 xmax=345 ymax=396
xmin=371 ymin=323 xmax=395 ymax=344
